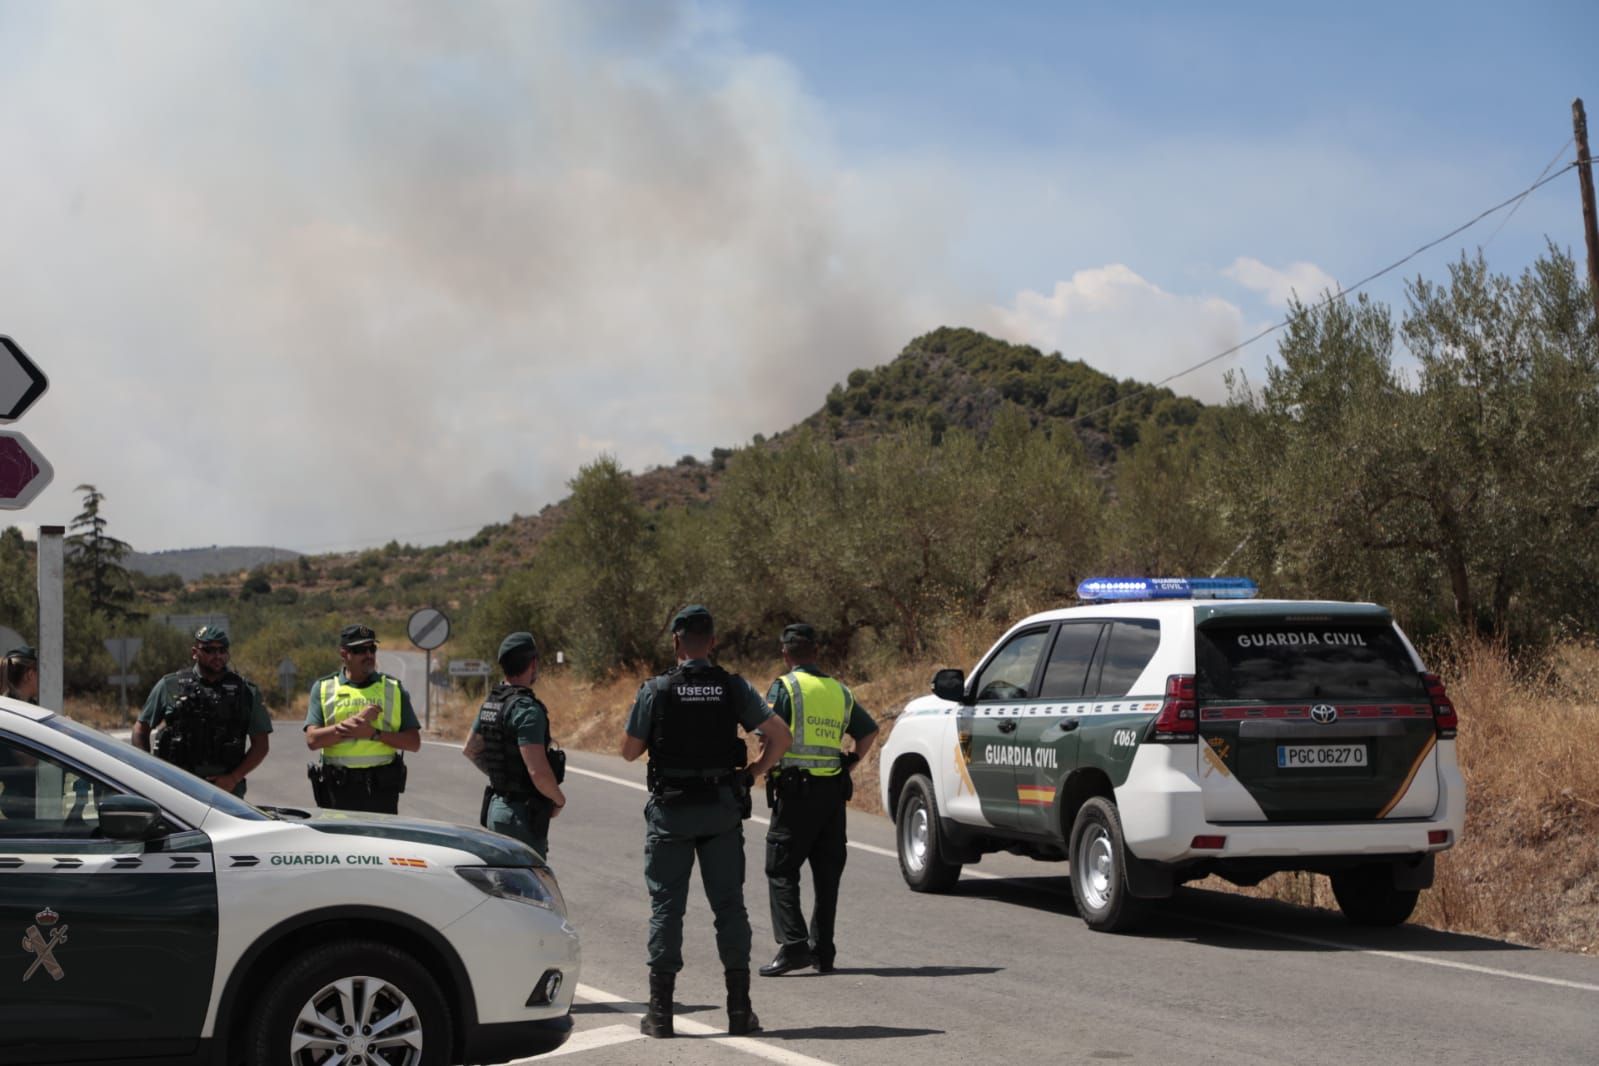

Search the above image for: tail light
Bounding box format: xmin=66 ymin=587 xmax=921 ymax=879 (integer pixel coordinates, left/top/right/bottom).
xmin=1422 ymin=672 xmax=1458 ymax=738
xmin=1151 ymin=674 xmax=1197 ymax=741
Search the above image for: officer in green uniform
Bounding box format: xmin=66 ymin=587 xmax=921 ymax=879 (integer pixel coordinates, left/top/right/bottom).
xmin=620 ymin=605 xmax=793 ymax=1040
xmin=303 ymin=624 xmax=421 ymax=814
xmin=758 ymin=623 xmax=879 ymax=976
xmin=133 ymin=626 xmax=271 ymax=798
xmin=462 ymin=631 xmax=567 ymax=858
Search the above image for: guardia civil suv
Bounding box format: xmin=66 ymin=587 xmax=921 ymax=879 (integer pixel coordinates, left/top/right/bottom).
xmin=879 ymin=577 xmax=1465 ymax=932
xmin=0 ymin=696 xmax=578 ymax=1066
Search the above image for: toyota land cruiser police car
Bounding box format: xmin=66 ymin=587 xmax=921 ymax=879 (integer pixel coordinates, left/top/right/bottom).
xmin=0 ymin=695 xmax=578 ymax=1066
xmin=879 ymin=577 xmax=1465 ymax=932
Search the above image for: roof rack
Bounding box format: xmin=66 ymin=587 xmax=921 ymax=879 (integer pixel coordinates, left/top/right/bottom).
xmin=1075 ymin=576 xmax=1258 ymax=602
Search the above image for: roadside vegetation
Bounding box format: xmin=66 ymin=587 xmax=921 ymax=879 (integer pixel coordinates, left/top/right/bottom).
xmin=15 ymin=244 xmax=1599 ymax=953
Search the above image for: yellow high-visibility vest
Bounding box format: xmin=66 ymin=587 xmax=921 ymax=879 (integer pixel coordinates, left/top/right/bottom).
xmin=776 ymin=670 xmax=849 ymax=776
xmin=319 ymin=673 xmax=402 ymax=768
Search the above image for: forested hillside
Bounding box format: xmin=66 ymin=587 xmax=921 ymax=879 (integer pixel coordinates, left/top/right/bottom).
xmin=1 ymin=249 xmax=1594 ymax=701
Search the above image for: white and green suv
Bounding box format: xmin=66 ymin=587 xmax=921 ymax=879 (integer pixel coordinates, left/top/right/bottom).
xmin=879 ymin=577 xmax=1465 ymax=932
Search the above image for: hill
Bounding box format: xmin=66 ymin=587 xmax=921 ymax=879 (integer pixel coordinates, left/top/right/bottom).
xmin=126 ymin=545 xmax=302 ymax=582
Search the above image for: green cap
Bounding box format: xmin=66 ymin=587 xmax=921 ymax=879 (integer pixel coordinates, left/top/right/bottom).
xmin=497 ymin=631 xmax=538 ymax=665
xmin=193 ymin=625 xmax=229 ymax=645
xmin=780 ymin=622 xmax=817 ymax=646
xmin=4 ymin=645 xmax=37 ymax=662
xmin=339 ymin=623 xmax=378 ymax=649
xmin=670 ymin=604 xmax=714 ymax=635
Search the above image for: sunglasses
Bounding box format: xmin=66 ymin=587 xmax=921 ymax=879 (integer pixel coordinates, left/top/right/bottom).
xmin=345 ymin=644 xmax=378 ymax=654
xmin=197 ymin=644 xmax=230 ymax=654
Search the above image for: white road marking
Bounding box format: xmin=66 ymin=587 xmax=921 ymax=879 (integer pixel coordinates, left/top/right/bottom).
xmin=574 ymin=983 xmax=840 ymax=1066
xmin=502 ymin=1022 xmax=642 ymax=1061
xmin=552 ymin=754 xmax=1595 ymax=992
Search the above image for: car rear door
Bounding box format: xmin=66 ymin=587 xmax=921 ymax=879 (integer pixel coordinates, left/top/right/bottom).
xmin=1191 ymin=607 xmax=1439 ymax=822
xmin=0 ymin=730 xmax=218 ymax=1064
xmin=1011 ymin=621 xmax=1105 ymax=834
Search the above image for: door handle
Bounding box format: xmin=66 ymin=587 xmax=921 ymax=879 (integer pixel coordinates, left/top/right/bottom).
xmin=1059 ymin=719 xmax=1079 ymax=732
xmin=998 ymin=719 xmax=1017 ymax=734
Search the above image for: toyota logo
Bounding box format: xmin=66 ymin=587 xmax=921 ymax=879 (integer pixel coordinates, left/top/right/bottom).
xmin=1310 ymin=704 xmax=1338 ymax=724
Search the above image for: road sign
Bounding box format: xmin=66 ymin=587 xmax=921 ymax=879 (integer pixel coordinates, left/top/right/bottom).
xmin=104 ymin=637 xmax=143 ymax=671
xmin=0 ymin=337 xmax=48 ymax=423
xmin=0 ymin=431 xmax=53 ymax=509
xmin=407 ymin=607 xmax=450 ymax=651
xmin=107 ymin=673 xmax=140 ymax=686
xmin=277 ymin=658 xmax=298 ymax=699
xmin=448 ymin=659 xmax=492 ymax=677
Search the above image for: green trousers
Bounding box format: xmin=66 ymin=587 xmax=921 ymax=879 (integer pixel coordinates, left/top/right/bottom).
xmin=486 ymin=793 xmax=552 ymax=860
xmin=643 ymin=788 xmax=751 ymax=974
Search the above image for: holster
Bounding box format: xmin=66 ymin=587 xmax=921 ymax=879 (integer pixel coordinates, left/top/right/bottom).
xmin=371 ymin=756 xmax=408 ymax=793
xmin=733 ymin=771 xmax=754 ymax=820
xmin=479 ymin=784 xmax=493 ymax=827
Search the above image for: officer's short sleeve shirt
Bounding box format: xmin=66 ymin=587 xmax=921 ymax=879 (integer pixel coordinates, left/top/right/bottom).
xmin=626 ymin=661 xmax=773 ymax=739
xmin=140 ymin=668 xmax=273 ymax=736
xmin=138 ymin=672 xmax=180 ymax=728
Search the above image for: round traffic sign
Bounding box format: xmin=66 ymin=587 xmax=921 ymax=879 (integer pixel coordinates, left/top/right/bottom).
xmin=407 ymin=607 xmax=450 ymax=650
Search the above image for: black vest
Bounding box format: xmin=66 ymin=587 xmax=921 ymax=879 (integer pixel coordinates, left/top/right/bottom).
xmin=153 ymin=669 xmax=251 ymax=776
xmin=647 ymin=662 xmax=747 ymax=790
xmin=478 ymin=683 xmax=538 ymax=797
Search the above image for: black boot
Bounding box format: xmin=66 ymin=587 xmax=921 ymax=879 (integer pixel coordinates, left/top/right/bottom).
xmin=759 ymin=941 xmax=814 ymax=977
xmin=640 ymin=970 xmax=674 ymax=1038
xmin=725 ymin=968 xmax=760 ymax=1035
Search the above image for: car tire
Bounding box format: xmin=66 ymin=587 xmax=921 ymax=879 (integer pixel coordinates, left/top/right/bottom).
xmin=249 ymin=938 xmax=454 ymax=1066
xmin=1331 ymin=865 xmax=1420 ymax=926
xmin=896 ymin=773 xmax=962 ymax=892
xmin=1069 ymin=797 xmax=1146 ymax=933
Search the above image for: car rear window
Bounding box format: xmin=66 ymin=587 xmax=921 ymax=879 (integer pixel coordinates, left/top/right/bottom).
xmin=1194 ymin=621 xmax=1426 ymax=702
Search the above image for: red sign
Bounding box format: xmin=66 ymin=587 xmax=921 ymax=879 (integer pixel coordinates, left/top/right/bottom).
xmin=0 ymin=431 xmax=53 ymax=509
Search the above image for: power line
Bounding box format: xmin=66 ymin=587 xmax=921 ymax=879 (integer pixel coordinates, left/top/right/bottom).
xmin=1483 ymin=138 xmax=1572 ymax=250
xmin=1067 ymin=158 xmax=1581 ymax=428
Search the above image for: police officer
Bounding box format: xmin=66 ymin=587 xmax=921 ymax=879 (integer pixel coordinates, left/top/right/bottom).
xmin=133 ymin=626 xmax=271 ymax=797
xmin=303 ymin=624 xmax=420 ymax=813
xmin=620 ymin=605 xmax=793 ymax=1039
xmin=1 ymin=645 xmax=39 ymax=703
xmin=758 ymin=623 xmax=879 ymax=976
xmin=462 ymin=632 xmax=566 ymax=857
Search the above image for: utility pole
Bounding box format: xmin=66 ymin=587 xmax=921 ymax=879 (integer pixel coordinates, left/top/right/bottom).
xmin=1573 ymin=99 xmax=1599 ymax=321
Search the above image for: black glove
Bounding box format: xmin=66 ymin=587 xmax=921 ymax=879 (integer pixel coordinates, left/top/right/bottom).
xmin=841 ymin=750 xmax=861 ymax=771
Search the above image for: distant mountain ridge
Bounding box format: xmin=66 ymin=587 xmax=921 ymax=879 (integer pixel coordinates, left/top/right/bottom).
xmin=127 ymin=545 xmax=302 ymax=582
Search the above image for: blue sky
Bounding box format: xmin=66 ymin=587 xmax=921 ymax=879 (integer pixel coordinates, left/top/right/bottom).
xmin=0 ymin=1 xmax=1593 ymax=552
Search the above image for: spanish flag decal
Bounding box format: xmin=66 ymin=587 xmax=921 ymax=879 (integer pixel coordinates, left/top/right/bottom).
xmin=1016 ymin=784 xmax=1056 ymax=807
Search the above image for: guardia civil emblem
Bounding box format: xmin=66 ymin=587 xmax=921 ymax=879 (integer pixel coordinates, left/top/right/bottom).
xmin=21 ymin=907 xmax=68 ymax=982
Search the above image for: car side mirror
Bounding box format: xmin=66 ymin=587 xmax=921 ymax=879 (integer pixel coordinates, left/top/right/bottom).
xmin=932 ymin=668 xmax=969 ymax=704
xmin=99 ymin=794 xmax=163 ymax=840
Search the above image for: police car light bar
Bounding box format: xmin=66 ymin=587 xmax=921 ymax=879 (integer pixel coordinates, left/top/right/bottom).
xmin=1076 ymin=577 xmax=1259 ymax=602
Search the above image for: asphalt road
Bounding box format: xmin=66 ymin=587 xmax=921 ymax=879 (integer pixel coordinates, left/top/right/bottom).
xmin=241 ymin=726 xmax=1599 ymax=1066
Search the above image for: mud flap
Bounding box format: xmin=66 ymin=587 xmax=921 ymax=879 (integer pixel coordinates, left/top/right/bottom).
xmin=1123 ymin=851 xmax=1175 ymax=900
xmin=1391 ymin=853 xmax=1435 ymax=891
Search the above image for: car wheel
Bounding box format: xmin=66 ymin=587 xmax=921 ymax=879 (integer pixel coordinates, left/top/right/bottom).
xmin=896 ymin=773 xmax=962 ymax=892
xmin=1331 ymin=865 xmax=1420 ymax=926
xmin=249 ymin=939 xmax=453 ymax=1066
xmin=1069 ymin=797 xmax=1146 ymax=933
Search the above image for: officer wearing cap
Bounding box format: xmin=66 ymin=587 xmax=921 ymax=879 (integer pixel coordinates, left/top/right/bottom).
xmin=303 ymin=623 xmax=421 ymax=813
xmin=134 ymin=627 xmax=271 ymax=797
xmin=463 ymin=632 xmax=567 ymax=857
xmin=1 ymin=645 xmax=39 ymax=703
xmin=621 ymin=605 xmax=793 ymax=1040
xmin=758 ymin=622 xmax=879 ymax=976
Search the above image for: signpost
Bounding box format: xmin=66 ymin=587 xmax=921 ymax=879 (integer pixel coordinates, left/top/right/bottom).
xmin=447 ymin=659 xmax=492 ymax=677
xmin=104 ymin=637 xmax=143 ymax=716
xmin=407 ymin=607 xmax=450 ymax=729
xmin=277 ymin=658 xmax=298 ymax=706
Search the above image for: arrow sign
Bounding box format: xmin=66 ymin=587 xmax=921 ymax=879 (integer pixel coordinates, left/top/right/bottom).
xmin=0 ymin=431 xmax=53 ymax=509
xmin=0 ymin=337 xmax=48 ymax=423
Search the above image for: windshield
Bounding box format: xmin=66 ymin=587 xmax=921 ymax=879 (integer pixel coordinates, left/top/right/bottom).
xmin=44 ymin=714 xmax=268 ymax=821
xmin=1195 ymin=621 xmax=1427 ymax=702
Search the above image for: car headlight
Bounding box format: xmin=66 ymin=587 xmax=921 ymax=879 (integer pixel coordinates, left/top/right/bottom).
xmin=456 ymin=866 xmax=567 ymax=915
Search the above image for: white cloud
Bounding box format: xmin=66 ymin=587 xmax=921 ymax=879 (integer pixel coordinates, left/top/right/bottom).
xmin=1223 ymin=257 xmax=1339 ymax=307
xmin=988 ymin=265 xmax=1251 ymax=403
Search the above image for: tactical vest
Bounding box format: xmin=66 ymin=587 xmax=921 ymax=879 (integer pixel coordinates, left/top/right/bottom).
xmin=478 ymin=682 xmax=537 ymax=797
xmin=153 ymin=669 xmax=252 ymax=776
xmin=647 ymin=662 xmax=747 ymax=793
xmin=318 ymin=673 xmax=403 ymax=768
xmin=776 ymin=670 xmax=849 ymax=776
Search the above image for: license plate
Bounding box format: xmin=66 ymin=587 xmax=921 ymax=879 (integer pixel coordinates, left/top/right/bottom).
xmin=1277 ymin=743 xmax=1367 ymax=768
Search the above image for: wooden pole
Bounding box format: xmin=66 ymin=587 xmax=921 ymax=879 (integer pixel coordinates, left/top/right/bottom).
xmin=1573 ymin=99 xmax=1599 ymax=320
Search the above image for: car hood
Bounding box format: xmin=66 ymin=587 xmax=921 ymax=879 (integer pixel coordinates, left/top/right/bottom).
xmin=259 ymin=806 xmax=543 ymax=868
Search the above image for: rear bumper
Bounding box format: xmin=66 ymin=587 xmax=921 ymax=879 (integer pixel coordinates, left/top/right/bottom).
xmin=1116 ymin=742 xmax=1465 ymax=865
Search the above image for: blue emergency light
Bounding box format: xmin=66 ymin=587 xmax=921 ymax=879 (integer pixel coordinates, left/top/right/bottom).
xmin=1076 ymin=576 xmax=1259 ymax=602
